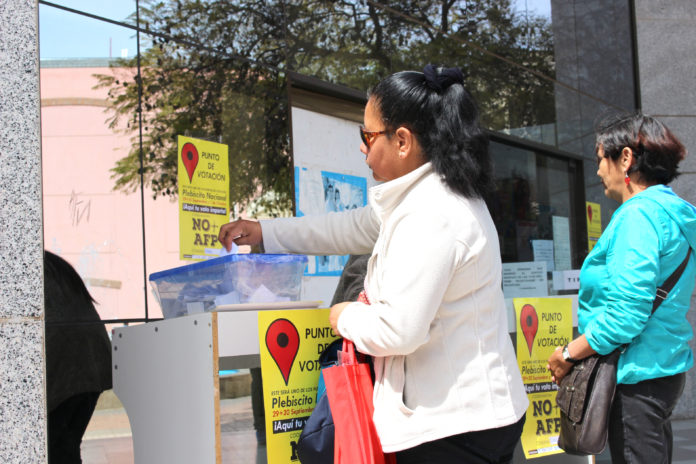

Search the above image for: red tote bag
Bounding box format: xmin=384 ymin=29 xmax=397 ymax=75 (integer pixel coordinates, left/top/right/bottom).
xmin=322 ymin=339 xmax=396 ymax=464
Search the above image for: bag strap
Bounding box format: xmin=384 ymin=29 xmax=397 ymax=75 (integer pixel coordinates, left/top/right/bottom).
xmin=340 ymin=339 xmax=357 ymax=365
xmin=342 ymin=339 xmax=355 ymax=353
xmin=652 ymin=247 xmax=692 ymax=313
xmin=336 ymin=289 xmax=373 ymax=367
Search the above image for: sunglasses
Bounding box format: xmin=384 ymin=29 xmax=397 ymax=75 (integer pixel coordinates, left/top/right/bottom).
xmin=359 ymin=126 xmax=388 ymax=150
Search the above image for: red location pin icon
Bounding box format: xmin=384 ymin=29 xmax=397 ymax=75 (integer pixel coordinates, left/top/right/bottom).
xmin=587 ymin=204 xmax=593 ymax=223
xmin=520 ymin=304 xmax=539 ymax=356
xmin=181 ymin=142 xmax=199 ymax=183
xmin=265 ymin=319 xmax=300 ymax=386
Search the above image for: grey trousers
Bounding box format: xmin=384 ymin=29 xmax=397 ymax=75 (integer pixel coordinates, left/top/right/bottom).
xmin=609 ymin=372 xmax=686 ymax=464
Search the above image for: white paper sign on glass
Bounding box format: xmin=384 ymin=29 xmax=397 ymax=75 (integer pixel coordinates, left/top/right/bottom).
xmin=532 ymin=239 xmax=554 ymax=272
xmin=552 ymin=269 xmax=581 ymax=291
xmin=552 ymin=216 xmax=572 ymax=271
xmin=502 ymin=261 xmax=548 ymax=298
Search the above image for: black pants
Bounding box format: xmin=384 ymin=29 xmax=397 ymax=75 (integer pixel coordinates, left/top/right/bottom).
xmin=395 ymin=415 xmax=525 ymax=464
xmin=250 ymin=367 xmax=265 ymax=433
xmin=47 ymin=391 xmax=101 ymax=464
xmin=609 ymin=372 xmax=686 ymax=464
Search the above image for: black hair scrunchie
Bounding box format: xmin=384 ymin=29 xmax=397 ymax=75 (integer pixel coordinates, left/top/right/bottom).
xmin=423 ymin=64 xmax=464 ymax=92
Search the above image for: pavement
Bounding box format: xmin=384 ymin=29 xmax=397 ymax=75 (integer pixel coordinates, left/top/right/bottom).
xmin=82 ymin=395 xmax=266 ymax=464
xmin=81 ymin=393 xmax=696 ymax=463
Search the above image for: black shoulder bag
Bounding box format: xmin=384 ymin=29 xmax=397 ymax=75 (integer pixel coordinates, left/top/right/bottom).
xmin=556 ymin=247 xmax=692 ymax=455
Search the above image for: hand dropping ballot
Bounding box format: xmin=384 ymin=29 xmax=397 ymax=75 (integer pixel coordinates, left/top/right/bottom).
xmin=215 ymin=241 xmax=239 ymax=256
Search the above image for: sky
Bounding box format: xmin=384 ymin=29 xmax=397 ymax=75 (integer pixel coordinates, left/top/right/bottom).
xmin=39 ymin=0 xmax=552 ymax=60
xmin=39 ymin=1 xmax=138 ymax=59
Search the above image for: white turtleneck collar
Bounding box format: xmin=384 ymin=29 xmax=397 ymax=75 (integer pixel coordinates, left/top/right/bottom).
xmin=368 ymin=162 xmax=434 ymax=219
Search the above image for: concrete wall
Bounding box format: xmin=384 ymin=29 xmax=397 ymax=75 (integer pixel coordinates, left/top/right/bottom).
xmin=0 ymin=0 xmax=47 ymax=461
xmin=635 ymin=0 xmax=696 ymax=419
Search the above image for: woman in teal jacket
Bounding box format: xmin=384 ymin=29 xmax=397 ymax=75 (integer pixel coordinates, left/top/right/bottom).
xmin=547 ymin=114 xmax=696 ymax=462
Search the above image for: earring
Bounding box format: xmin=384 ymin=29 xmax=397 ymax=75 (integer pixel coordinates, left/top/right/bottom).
xmin=624 ymin=172 xmax=630 ymax=186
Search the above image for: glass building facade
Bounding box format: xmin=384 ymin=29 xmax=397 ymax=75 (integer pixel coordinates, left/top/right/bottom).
xmin=39 ymin=0 xmax=639 ymax=323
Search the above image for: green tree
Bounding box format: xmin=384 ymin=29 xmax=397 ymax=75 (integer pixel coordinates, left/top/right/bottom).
xmin=97 ymin=0 xmax=555 ymax=214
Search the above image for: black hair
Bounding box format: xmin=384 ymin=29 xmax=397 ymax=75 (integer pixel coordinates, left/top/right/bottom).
xmin=44 ymin=250 xmax=98 ymax=325
xmin=368 ymin=64 xmax=493 ymax=199
xmin=595 ymin=113 xmax=686 ymax=185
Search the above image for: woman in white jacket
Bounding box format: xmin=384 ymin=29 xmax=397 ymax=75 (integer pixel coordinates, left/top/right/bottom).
xmin=219 ymin=65 xmax=528 ymax=463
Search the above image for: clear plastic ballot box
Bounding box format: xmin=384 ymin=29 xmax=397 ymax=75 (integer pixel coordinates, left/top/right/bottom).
xmin=149 ymin=253 xmax=307 ymax=318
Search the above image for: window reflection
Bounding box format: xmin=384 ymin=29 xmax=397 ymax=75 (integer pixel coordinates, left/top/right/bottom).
xmin=39 ymin=2 xmax=137 ymax=60
xmin=39 ymin=0 xmax=637 ymax=320
xmin=103 ymin=33 xmax=292 ymax=211
xmin=489 ymin=140 xmax=584 ymax=273
xmin=40 ymin=57 xmax=146 ymax=320
xmin=130 ymin=36 xmax=293 ymax=315
xmin=41 ymin=0 xmax=137 ymax=24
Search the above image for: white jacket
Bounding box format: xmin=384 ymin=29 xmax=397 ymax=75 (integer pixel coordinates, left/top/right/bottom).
xmin=261 ymin=163 xmax=528 ymax=452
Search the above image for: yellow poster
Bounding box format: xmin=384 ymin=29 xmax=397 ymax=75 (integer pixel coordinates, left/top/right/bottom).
xmin=586 ymin=201 xmax=602 ymax=252
xmin=177 ymin=135 xmax=229 ymax=260
xmin=258 ymin=309 xmax=340 ymax=464
xmin=524 ymin=391 xmax=565 ymax=457
xmin=514 ymin=297 xmax=573 ymax=458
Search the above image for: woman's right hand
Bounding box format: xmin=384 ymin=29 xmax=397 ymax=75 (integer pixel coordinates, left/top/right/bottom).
xmin=547 ymin=347 xmax=574 ymax=385
xmin=218 ymin=219 xmax=263 ymax=251
xmin=547 ymin=335 xmax=595 ymax=385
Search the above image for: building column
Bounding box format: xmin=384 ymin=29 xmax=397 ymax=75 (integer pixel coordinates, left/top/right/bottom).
xmin=635 ymin=0 xmax=696 ymax=419
xmin=0 ymin=0 xmax=47 ymax=461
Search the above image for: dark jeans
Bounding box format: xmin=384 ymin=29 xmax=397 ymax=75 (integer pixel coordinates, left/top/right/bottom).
xmin=47 ymin=391 xmax=101 ymax=464
xmin=395 ymin=415 xmax=525 ymax=464
xmin=609 ymin=372 xmax=686 ymax=464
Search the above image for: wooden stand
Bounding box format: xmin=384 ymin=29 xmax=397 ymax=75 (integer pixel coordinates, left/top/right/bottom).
xmin=112 ymin=309 xmax=274 ymax=464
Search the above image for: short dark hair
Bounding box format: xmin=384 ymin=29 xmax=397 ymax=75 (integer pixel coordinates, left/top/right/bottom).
xmin=595 ymin=113 xmax=686 ymax=185
xmin=369 ymin=65 xmax=493 ymax=199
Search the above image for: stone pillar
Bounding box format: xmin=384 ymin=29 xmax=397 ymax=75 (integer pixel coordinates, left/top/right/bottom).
xmin=634 ymin=0 xmax=696 ymax=419
xmin=0 ymin=0 xmax=47 ymax=461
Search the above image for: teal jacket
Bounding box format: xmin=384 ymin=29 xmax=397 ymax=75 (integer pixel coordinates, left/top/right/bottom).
xmin=579 ymin=185 xmax=696 ymax=384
